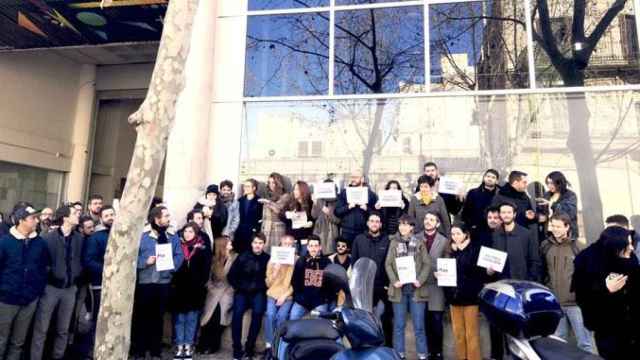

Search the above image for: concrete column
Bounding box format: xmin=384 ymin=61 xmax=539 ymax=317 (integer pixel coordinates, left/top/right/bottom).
xmin=163 ymin=0 xmax=218 ymax=226
xmin=66 ymin=64 xmax=96 ymax=203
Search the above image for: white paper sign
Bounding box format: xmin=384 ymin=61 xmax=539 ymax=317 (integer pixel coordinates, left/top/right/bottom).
xmin=291 ymin=211 xmax=308 ymax=230
xmin=477 ymin=246 xmax=508 ymax=273
xmin=155 ymin=243 xmax=175 ymax=272
xmin=314 ymin=182 xmax=336 ymax=199
xmin=271 ymin=246 xmax=296 ymax=265
xmin=378 ymin=189 xmax=403 ymax=208
xmin=438 ymin=177 xmax=464 ymax=195
xmin=437 ymin=258 xmax=457 ymax=287
xmin=395 ymin=256 xmax=417 ymax=284
xmin=346 ymin=187 xmax=369 ymax=205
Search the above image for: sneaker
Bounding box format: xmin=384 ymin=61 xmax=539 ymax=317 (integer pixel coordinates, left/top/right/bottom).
xmin=184 ymin=344 xmax=193 ymax=360
xmin=174 ymin=344 xmax=185 ymax=360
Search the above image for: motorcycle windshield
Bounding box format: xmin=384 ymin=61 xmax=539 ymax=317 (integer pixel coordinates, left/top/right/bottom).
xmin=349 ymin=258 xmax=377 ymax=312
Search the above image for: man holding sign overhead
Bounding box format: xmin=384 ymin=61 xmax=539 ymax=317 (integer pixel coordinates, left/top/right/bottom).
xmin=335 ymin=169 xmax=378 ymax=245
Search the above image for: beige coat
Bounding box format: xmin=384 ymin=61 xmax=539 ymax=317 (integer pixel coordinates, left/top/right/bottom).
xmin=262 ymin=193 xmax=290 ymax=252
xmin=200 ymin=253 xmax=236 ymax=327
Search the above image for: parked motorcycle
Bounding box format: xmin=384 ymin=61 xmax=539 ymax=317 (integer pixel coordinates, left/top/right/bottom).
xmin=272 ymin=258 xmax=401 ymax=360
xmin=479 ymin=280 xmax=602 ymax=360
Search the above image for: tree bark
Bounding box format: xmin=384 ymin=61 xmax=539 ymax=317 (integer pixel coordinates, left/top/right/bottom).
xmin=93 ymin=1 xmax=199 ymax=359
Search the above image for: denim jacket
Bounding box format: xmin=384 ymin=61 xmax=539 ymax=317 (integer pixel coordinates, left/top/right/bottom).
xmin=136 ymin=230 xmax=183 ymax=285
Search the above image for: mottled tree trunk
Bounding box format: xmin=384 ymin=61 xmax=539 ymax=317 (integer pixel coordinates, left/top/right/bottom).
xmin=94 ymin=1 xmax=199 ymax=359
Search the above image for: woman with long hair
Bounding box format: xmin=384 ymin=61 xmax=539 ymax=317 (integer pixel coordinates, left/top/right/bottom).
xmin=171 ymin=222 xmax=212 ymax=359
xmin=259 ymin=173 xmax=290 ymax=252
xmin=283 ymin=181 xmax=315 ymax=255
xmin=196 ymin=237 xmax=236 ymax=354
xmin=539 ymin=171 xmax=579 ymax=237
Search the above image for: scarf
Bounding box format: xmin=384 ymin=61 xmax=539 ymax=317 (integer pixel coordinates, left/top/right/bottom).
xmin=419 ymin=190 xmax=433 ymax=206
xmin=150 ymin=222 xmax=169 ymax=244
xmin=181 ymin=236 xmax=204 ymax=262
xmin=396 ymin=235 xmax=418 ymax=257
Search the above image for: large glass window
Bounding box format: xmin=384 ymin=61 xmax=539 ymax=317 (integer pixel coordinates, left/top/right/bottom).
xmin=429 ymin=0 xmax=529 ymax=91
xmin=249 ymin=0 xmax=329 ymax=11
xmin=334 ymin=6 xmax=425 ymax=94
xmin=532 ymin=0 xmax=640 ymax=87
xmin=0 ymin=161 xmax=64 ymax=214
xmin=245 ymin=12 xmax=330 ymax=96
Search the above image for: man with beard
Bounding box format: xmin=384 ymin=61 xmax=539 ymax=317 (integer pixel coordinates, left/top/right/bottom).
xmin=351 ymin=212 xmax=392 ymax=346
xmin=475 ymin=206 xmax=502 ymax=247
xmin=328 ymin=237 xmax=352 ymax=272
xmin=131 ymin=206 xmax=183 ymax=360
xmin=220 ymin=180 xmax=240 ymax=240
xmin=461 ymin=169 xmax=499 ymax=238
xmin=38 ymin=208 xmax=54 ymax=235
xmin=86 ymin=195 xmax=103 ymax=224
xmin=81 ymin=205 xmax=115 ymax=357
xmin=491 ymin=171 xmax=537 ymax=230
xmin=78 ymin=215 xmax=95 ymax=241
xmin=335 ymin=169 xmax=378 ymax=245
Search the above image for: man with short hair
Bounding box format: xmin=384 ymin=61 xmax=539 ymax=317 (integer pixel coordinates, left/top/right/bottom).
xmin=491 ymin=171 xmax=536 ymax=229
xmin=422 ymin=162 xmax=464 ymax=217
xmin=220 ymin=180 xmax=240 ymax=239
xmin=540 ymin=213 xmax=594 ymax=353
xmin=71 ymin=202 xmax=84 ymax=214
xmin=87 ymin=195 xmax=103 ymax=224
xmin=490 ymin=202 xmax=541 ymax=281
xmin=131 ymin=206 xmax=183 ymax=360
xmin=235 ymin=179 xmax=263 ymax=254
xmin=78 ymin=215 xmax=95 ymax=240
xmin=328 ymin=237 xmax=352 ymax=272
xmin=81 ymin=205 xmax=115 ymax=357
xmin=290 ymin=236 xmax=333 ymax=320
xmin=416 ymin=212 xmax=449 ymax=360
xmin=461 ymin=169 xmax=499 ymax=238
xmin=0 ymin=205 xmax=50 ymax=360
xmin=351 ymin=212 xmax=392 ymax=346
xmin=335 ymin=169 xmax=378 ymax=245
xmin=227 ymin=233 xmax=270 ymax=360
xmin=475 ymin=206 xmax=502 ymax=247
xmin=38 ymin=207 xmax=54 ymax=235
xmin=31 ymin=205 xmax=84 ymax=360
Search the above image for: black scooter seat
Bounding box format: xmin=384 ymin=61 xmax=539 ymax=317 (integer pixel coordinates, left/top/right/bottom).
xmin=530 ymin=337 xmax=603 ymax=360
xmin=280 ymin=319 xmax=341 ymax=342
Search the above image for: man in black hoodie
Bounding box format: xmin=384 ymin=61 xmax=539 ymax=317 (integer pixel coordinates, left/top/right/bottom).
xmin=290 ymin=236 xmax=332 ymax=320
xmin=461 ymin=169 xmax=499 ymax=238
xmin=351 ymin=212 xmax=393 ymax=346
xmin=227 ymin=233 xmax=270 ymax=360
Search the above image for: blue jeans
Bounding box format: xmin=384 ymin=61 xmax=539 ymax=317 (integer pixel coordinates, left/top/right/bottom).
xmin=392 ymin=293 xmax=427 ymax=358
xmin=232 ymin=292 xmax=267 ymax=358
xmin=289 ymin=302 xmax=329 ymax=320
xmin=264 ymin=297 xmax=293 ymax=346
xmin=554 ymin=305 xmax=595 ymax=353
xmin=174 ymin=311 xmax=200 ymax=345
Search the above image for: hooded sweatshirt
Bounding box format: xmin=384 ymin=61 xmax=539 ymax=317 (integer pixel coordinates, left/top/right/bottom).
xmin=291 ymin=254 xmax=332 ymax=310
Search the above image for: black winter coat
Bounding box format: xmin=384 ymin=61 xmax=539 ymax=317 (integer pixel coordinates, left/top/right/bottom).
xmin=491 ymin=183 xmax=536 ymax=228
xmin=491 ymin=224 xmax=542 ymax=282
xmin=380 ymin=196 xmax=409 ymax=236
xmin=193 ymin=200 xmax=229 ymax=239
xmin=461 ymin=184 xmax=498 ymax=235
xmin=572 ymin=242 xmax=640 ymax=333
xmin=351 ymin=232 xmax=390 ymax=290
xmin=445 ymin=243 xmax=486 ymax=305
xmin=227 ymin=251 xmax=270 ymax=294
xmin=335 ymin=187 xmax=378 ymax=243
xmin=235 ymin=196 xmax=263 ymax=253
xmin=171 ymin=239 xmax=212 ymax=312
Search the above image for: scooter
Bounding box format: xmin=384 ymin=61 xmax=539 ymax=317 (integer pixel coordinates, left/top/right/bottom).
xmin=272 ymin=258 xmax=402 ymax=360
xmin=479 ymin=280 xmax=603 ymax=360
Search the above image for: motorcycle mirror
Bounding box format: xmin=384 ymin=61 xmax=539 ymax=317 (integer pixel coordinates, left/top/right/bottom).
xmin=349 ymin=258 xmax=377 ymax=311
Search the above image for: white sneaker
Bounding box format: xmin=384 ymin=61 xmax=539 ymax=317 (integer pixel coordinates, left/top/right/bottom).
xmin=174 ymin=344 xmax=185 ymax=360
xmin=184 ymin=344 xmax=193 ymax=359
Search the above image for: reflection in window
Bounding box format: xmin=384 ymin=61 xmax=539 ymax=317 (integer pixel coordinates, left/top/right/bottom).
xmin=248 ymin=0 xmax=329 ymax=11
xmin=245 ymin=13 xmax=330 ymax=97
xmin=0 ymin=161 xmax=63 ymax=212
xmin=533 ymin=0 xmax=640 ymax=87
xmin=336 ymin=0 xmax=411 ymax=5
xmin=429 ymin=0 xmax=528 ymax=91
xmin=334 ymin=6 xmax=425 ymax=94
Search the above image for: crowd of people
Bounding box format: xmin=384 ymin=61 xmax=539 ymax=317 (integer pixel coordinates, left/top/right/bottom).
xmin=0 ymin=161 xmax=639 ymax=360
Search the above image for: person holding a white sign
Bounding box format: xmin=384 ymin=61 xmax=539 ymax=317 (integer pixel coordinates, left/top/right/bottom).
xmin=489 ymin=202 xmax=541 ymax=282
xmin=421 ymin=162 xmax=465 ymax=216
xmin=311 ymin=180 xmax=341 ymax=255
xmin=335 ymin=170 xmax=378 ymax=245
xmin=384 ymin=215 xmax=431 ymax=360
xmin=444 ymin=223 xmax=485 ymax=360
xmin=132 ymin=206 xmax=184 ymax=360
xmin=282 ymin=181 xmax=315 ymax=252
xmin=375 ymin=180 xmax=410 ymax=236
xmin=264 ymin=235 xmax=297 ymax=351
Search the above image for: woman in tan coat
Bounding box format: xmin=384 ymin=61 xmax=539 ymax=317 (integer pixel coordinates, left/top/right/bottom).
xmin=197 ymin=237 xmax=236 ymax=354
xmin=259 ymin=173 xmax=289 ymax=252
